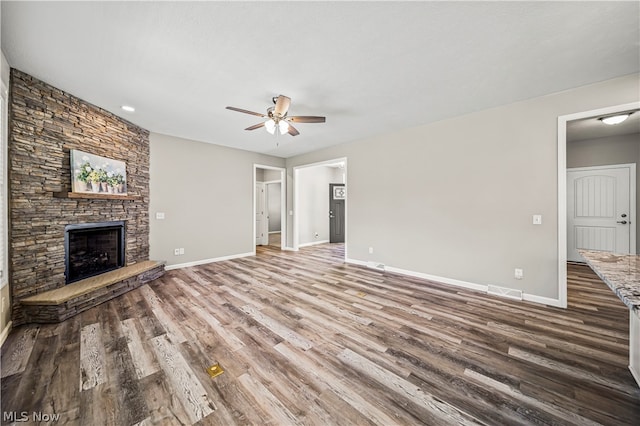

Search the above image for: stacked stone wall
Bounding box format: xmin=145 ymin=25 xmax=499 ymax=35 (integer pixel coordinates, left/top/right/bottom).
xmin=9 ymin=69 xmax=150 ymax=325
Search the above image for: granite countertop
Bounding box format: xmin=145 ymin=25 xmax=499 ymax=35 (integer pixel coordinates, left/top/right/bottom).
xmin=579 ymin=250 xmax=640 ymax=316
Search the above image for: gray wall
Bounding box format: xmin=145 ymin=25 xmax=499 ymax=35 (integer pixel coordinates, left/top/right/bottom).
xmin=285 ymin=74 xmax=639 ymax=300
xmin=567 ymin=133 xmax=640 ymax=251
xmin=150 ymin=133 xmax=284 ymax=267
xmin=264 ymin=169 xmax=281 ymax=182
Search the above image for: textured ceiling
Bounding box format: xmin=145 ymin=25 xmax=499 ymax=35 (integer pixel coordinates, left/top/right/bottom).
xmin=2 ymin=1 xmax=639 ymax=158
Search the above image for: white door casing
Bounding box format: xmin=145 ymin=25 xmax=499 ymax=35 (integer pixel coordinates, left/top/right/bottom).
xmin=558 ymin=102 xmax=640 ymax=309
xmin=567 ymin=164 xmax=635 ymax=262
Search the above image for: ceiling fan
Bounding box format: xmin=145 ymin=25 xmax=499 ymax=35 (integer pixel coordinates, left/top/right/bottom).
xmin=226 ymin=95 xmax=325 ymax=136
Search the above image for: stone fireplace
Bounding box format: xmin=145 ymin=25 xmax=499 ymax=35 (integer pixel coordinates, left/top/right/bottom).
xmin=8 ymin=69 xmax=151 ymax=325
xmin=65 ymin=221 xmax=126 ymax=283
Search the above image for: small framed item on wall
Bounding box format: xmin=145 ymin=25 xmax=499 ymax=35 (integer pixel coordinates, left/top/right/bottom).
xmin=333 ymin=185 xmax=346 ymax=200
xmin=71 ymin=149 xmax=127 ymax=195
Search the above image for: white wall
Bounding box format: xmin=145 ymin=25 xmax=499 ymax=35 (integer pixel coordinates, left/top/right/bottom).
xmin=267 ymin=182 xmax=281 ymax=232
xmin=1 ymin=46 xmax=11 ymax=337
xmin=149 ymin=133 xmax=284 ymax=267
xmin=297 ymin=166 xmax=335 ymax=245
xmin=286 ymin=74 xmax=640 ymax=302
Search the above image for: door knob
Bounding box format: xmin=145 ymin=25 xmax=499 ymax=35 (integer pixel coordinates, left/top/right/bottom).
xmin=617 ymin=220 xmax=628 ymax=224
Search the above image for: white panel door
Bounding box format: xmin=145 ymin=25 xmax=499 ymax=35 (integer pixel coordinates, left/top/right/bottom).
xmin=567 ymin=166 xmax=631 ymax=262
xmin=255 ymin=182 xmax=268 ymax=245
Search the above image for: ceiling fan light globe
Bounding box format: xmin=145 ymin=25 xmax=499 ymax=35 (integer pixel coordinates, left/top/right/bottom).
xmin=278 ymin=120 xmax=289 ymax=134
xmin=265 ymin=119 xmax=276 ymax=134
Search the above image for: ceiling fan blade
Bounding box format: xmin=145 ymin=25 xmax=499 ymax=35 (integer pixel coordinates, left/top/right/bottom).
xmin=226 ymin=106 xmax=266 ymax=117
xmin=274 ymin=95 xmax=291 ymax=117
xmin=288 ymin=116 xmax=326 ymax=123
xmin=286 ymin=123 xmax=300 ymax=136
xmin=245 ymin=122 xmax=265 ymax=131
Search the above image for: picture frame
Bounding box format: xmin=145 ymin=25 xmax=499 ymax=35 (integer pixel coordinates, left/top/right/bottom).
xmin=71 ymin=149 xmax=127 ymax=195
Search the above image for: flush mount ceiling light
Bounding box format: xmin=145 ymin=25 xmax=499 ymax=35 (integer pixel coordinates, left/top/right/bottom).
xmin=121 ymin=105 xmax=135 ymax=113
xmin=599 ymin=112 xmax=632 ymax=125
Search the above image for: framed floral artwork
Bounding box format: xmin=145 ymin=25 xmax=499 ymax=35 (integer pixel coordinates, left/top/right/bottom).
xmin=71 ymin=149 xmax=127 ymax=195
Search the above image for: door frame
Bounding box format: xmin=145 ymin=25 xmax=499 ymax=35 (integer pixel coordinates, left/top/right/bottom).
xmin=566 ymin=163 xmax=636 ymax=261
xmin=293 ymin=157 xmax=347 ymax=254
xmin=253 ymin=164 xmax=286 ymax=253
xmin=557 ymin=101 xmax=640 ymax=308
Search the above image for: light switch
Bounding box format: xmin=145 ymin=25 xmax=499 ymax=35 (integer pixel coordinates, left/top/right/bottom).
xmin=533 ymin=215 xmax=542 ymax=225
xmin=156 ymin=212 xmax=165 ymax=220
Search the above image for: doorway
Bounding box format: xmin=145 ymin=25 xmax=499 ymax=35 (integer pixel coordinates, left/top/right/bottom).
xmin=558 ymin=101 xmax=640 ymax=308
xmin=567 ymin=164 xmax=635 ymax=262
xmin=254 ymin=165 xmax=286 ymax=252
xmin=266 ymin=181 xmax=282 ymax=247
xmin=293 ymin=158 xmax=347 ymax=255
xmin=329 ymin=183 xmax=345 ymax=243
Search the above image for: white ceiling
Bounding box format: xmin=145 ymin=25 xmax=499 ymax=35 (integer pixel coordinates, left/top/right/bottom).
xmin=2 ymin=1 xmax=639 ymax=158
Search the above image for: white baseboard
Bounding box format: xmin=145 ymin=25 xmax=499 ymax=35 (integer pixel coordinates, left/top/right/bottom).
xmin=298 ymin=240 xmax=329 ymax=248
xmin=629 ymin=364 xmax=640 ymax=388
xmin=384 ymin=264 xmax=489 ymax=293
xmin=345 ymin=257 xmax=562 ymax=308
xmin=1 ymin=321 xmax=13 ymax=347
xmin=165 ymin=251 xmax=254 ymax=270
xmin=345 ymin=258 xmax=367 ymax=267
xmin=522 ymin=293 xmax=564 ymax=308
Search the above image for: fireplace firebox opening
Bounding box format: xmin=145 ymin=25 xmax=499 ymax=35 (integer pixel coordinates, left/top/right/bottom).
xmin=65 ymin=221 xmax=125 ymax=284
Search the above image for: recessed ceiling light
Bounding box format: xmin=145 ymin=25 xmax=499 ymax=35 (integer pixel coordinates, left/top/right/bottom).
xmin=599 ymin=113 xmax=631 ymax=125
xmin=121 ymin=105 xmax=135 ymax=113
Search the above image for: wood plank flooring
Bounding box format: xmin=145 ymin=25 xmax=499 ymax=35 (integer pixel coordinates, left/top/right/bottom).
xmin=2 ymin=244 xmax=639 ymax=425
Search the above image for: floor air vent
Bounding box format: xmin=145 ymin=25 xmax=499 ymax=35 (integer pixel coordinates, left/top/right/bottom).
xmin=487 ymin=285 xmax=523 ymax=301
xmin=206 ymin=363 xmax=224 ymax=378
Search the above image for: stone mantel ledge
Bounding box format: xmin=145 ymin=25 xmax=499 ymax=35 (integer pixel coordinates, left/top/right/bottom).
xmin=579 ymin=250 xmax=640 ymax=317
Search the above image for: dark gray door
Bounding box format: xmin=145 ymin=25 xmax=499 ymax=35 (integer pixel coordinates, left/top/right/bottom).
xmin=329 ymin=184 xmax=345 ymax=243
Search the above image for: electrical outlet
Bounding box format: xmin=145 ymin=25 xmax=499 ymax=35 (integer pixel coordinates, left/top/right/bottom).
xmin=369 ymin=247 xmax=374 ymax=254
xmin=314 ymin=232 xmax=319 ymax=239
xmin=156 ymin=212 xmax=165 ymax=220
xmin=533 ymin=214 xmax=542 ymax=225
xmin=174 ymin=248 xmax=180 ymax=256
xmin=514 ymin=268 xmax=524 ymax=279
xmin=179 ymin=248 xmax=185 ymax=255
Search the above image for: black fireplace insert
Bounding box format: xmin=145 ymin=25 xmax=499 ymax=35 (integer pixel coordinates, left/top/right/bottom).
xmin=64 ymin=221 xmax=125 ymax=284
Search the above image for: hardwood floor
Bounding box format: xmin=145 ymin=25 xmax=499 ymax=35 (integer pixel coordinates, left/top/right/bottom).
xmin=268 ymin=232 xmax=281 ymax=247
xmin=2 ymin=244 xmax=639 ymax=425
